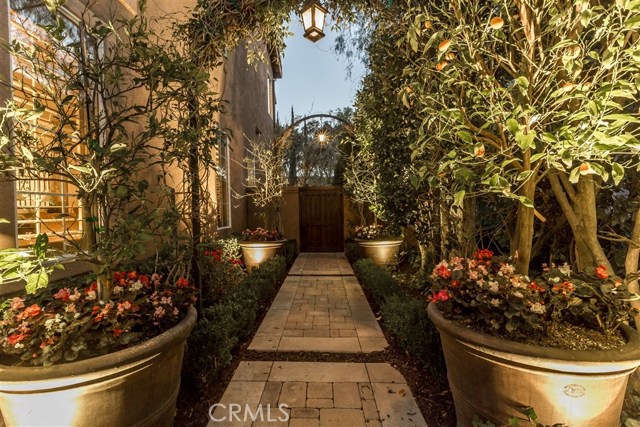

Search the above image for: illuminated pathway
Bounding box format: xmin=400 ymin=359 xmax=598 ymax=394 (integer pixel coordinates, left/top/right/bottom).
xmin=208 ymin=253 xmax=428 ymax=427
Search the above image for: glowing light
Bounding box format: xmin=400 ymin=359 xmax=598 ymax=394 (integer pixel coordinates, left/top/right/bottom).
xmin=301 ymin=0 xmax=327 ymax=43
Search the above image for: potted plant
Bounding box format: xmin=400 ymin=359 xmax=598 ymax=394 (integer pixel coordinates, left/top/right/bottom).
xmin=239 ymin=228 xmax=285 ymax=273
xmin=0 ymin=2 xmax=217 ymax=425
xmin=0 ymin=271 xmax=197 ymax=426
xmin=236 ymin=139 xmax=288 ymax=272
xmin=353 ymin=224 xmax=403 ymax=266
xmin=427 ymin=249 xmax=640 ymax=426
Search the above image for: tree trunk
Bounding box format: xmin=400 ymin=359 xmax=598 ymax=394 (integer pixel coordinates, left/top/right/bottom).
xmin=439 ymin=200 xmax=451 ymax=259
xmin=548 ymin=172 xmax=612 ymax=272
xmin=512 ymin=175 xmax=536 ymax=274
xmin=624 ymin=206 xmax=640 ymax=330
xmin=462 ymin=196 xmax=477 ymax=257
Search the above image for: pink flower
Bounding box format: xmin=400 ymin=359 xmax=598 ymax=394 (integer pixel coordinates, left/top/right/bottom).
xmin=9 ymin=297 xmax=25 ymax=311
xmin=154 ymin=306 xmax=165 ymax=318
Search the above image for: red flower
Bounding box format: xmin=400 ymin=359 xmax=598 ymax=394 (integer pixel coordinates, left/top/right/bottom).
xmin=177 ymin=277 xmax=189 ymax=288
xmin=431 ymin=289 xmax=450 ymax=303
xmin=53 ymin=288 xmax=71 ymax=301
xmin=7 ymin=332 xmax=28 ymax=346
xmin=451 ymin=280 xmax=460 ymax=287
xmin=529 ymin=281 xmax=545 ymax=293
xmin=113 ymin=272 xmax=125 ymax=282
xmin=113 ymin=329 xmax=124 ymax=337
xmin=19 ymin=304 xmax=42 ymax=320
xmin=436 ymin=264 xmax=452 ymax=279
xmin=595 ymin=265 xmax=608 ymax=279
xmin=474 ymin=249 xmax=494 ymax=261
xmin=139 ymin=275 xmax=150 ymax=286
xmin=85 ymin=282 xmax=98 ymax=294
xmin=127 ymin=271 xmax=138 ymax=280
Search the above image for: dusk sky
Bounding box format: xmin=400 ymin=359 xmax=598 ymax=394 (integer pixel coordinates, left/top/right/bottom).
xmin=275 ymin=15 xmax=367 ymax=124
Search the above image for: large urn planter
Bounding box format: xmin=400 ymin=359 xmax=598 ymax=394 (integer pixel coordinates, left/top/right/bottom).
xmin=427 ymin=303 xmax=640 ymax=427
xmin=354 ymin=238 xmax=402 ymax=265
xmin=0 ymin=305 xmax=197 ymax=427
xmin=239 ymin=240 xmax=286 ymax=273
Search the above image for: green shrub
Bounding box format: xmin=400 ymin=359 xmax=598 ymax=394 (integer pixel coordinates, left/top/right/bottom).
xmin=183 ymin=256 xmax=285 ymax=391
xmin=353 ymin=258 xmax=400 ymax=307
xmin=344 ymin=242 xmax=361 ymax=264
xmin=382 ymin=294 xmax=447 ymax=385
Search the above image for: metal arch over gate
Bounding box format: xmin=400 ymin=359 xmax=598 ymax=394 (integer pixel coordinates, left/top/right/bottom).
xmin=299 ymin=186 xmax=343 ymax=252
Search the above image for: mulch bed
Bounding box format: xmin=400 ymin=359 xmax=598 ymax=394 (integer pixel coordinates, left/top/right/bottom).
xmin=174 ymin=266 xmax=456 ymax=427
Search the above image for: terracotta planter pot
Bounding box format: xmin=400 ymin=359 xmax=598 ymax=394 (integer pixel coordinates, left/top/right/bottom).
xmin=354 ymin=238 xmax=402 ymax=265
xmin=239 ymin=240 xmax=286 ymax=273
xmin=427 ymin=303 xmax=640 ymax=427
xmin=0 ymin=305 xmax=197 ymax=427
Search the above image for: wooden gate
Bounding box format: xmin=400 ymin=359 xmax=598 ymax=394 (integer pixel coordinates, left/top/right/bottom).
xmin=299 ymin=186 xmax=344 ymax=252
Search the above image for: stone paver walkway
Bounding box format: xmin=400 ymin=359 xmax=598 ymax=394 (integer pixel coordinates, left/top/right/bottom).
xmin=289 ymin=253 xmax=353 ymax=276
xmin=208 ymin=253 xmax=427 ymax=427
xmin=208 ymin=361 xmax=428 ymax=427
xmin=249 ymin=254 xmax=387 ymax=353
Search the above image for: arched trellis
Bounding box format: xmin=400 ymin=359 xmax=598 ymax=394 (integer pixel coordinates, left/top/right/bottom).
xmin=275 ymin=113 xmax=354 ymax=150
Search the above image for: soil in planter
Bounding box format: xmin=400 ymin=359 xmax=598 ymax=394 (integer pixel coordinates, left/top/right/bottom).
xmin=454 ymin=317 xmax=626 ymax=351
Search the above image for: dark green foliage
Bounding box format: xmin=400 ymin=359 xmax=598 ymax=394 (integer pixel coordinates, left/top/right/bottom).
xmin=355 ymin=259 xmax=447 ymax=385
xmin=353 ymin=259 xmax=400 ymax=307
xmin=382 ymin=294 xmax=447 ymax=385
xmin=344 ymin=242 xmax=362 ymax=264
xmin=283 ymin=240 xmax=297 ymax=267
xmin=182 ymin=256 xmax=286 ymax=390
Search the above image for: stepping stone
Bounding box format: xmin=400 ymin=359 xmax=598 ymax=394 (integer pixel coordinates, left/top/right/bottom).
xmin=207 ymin=362 xmax=426 ymax=427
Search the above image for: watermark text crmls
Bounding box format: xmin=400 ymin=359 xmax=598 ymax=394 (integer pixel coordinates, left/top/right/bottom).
xmin=208 ymin=403 xmax=290 ymax=423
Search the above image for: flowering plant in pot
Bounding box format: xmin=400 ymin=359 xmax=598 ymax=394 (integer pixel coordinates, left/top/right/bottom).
xmin=0 ymin=271 xmax=197 ymax=366
xmin=428 ymin=249 xmax=640 ymax=426
xmin=353 ymin=224 xmax=403 ymax=266
xmin=241 ymin=228 xmax=283 ymax=242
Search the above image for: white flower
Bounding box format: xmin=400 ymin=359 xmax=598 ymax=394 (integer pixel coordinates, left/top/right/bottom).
xmin=513 ymin=291 xmax=524 ymax=299
xmin=130 ymin=281 xmax=143 ymax=292
xmin=113 ymin=286 xmax=124 ymax=295
xmin=500 ymin=264 xmax=515 ymax=275
xmin=559 ymin=263 xmax=571 ymax=276
xmin=488 ymin=281 xmax=499 ymax=293
xmin=551 ymin=276 xmax=561 ymax=283
xmin=86 ymin=290 xmax=97 ymax=301
xmin=530 ymin=302 xmax=546 ymax=314
xmin=490 ymin=298 xmax=501 ymax=306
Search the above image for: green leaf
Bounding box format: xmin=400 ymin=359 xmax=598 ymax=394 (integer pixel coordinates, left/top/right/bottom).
xmin=625 ymin=0 xmax=640 ymax=10
xmin=611 ymin=162 xmax=624 ymax=185
xmin=457 ymin=130 xmax=473 ymax=144
xmin=518 ymin=196 xmax=534 ymax=208
xmin=68 ymin=165 xmax=91 ymax=174
xmin=26 ymin=269 xmax=49 ymax=294
xmin=515 ymin=76 xmax=529 ymax=88
xmin=624 ymin=15 xmax=640 ymax=29
xmin=33 ymin=233 xmax=49 ymax=259
xmin=453 ymin=190 xmax=465 ymax=208
xmin=506 ymin=119 xmax=519 ymax=135
xmin=529 ymin=153 xmax=545 ymax=163
xmin=569 ymin=167 xmax=580 ymax=183
xmin=21 ymin=146 xmax=34 ymax=161
xmin=515 ymin=131 xmax=536 ymax=151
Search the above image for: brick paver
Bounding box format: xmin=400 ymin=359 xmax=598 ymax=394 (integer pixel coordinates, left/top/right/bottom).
xmin=208 ymin=362 xmax=428 ymax=427
xmin=249 ymin=254 xmax=387 ymax=352
xmin=208 ymin=254 xmax=427 ymax=427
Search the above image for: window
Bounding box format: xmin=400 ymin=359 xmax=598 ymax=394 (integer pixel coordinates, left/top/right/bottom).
xmin=267 ymin=77 xmax=274 ymax=118
xmin=216 ymin=136 xmax=231 ymax=229
xmin=10 ymin=0 xmax=88 ymax=250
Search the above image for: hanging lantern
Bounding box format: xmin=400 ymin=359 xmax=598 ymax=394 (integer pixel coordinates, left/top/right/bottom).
xmin=301 ymin=0 xmax=327 ymax=42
